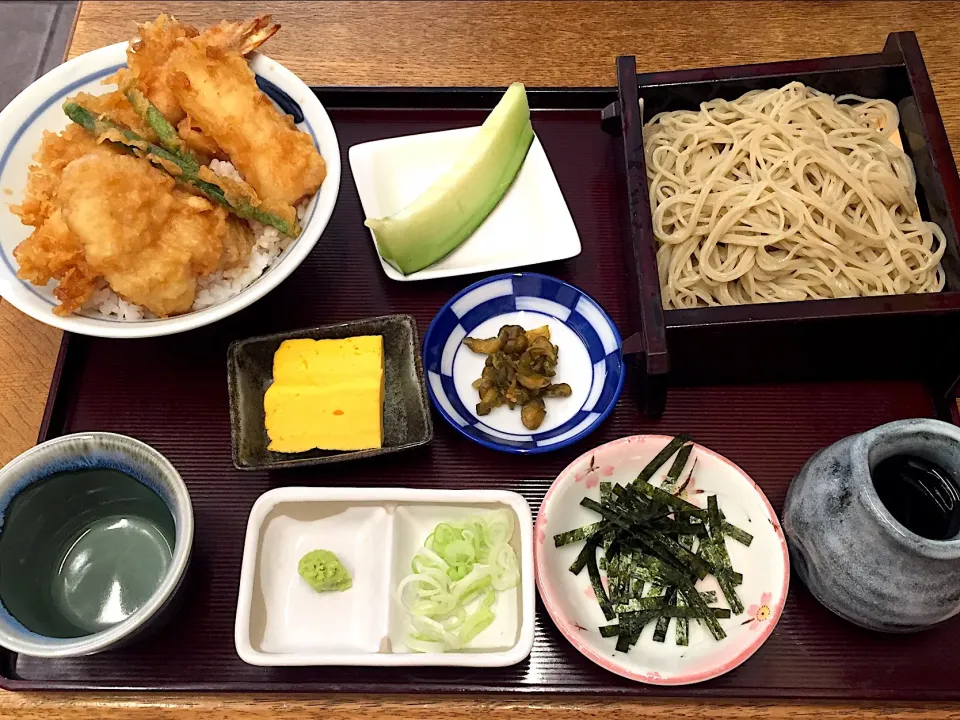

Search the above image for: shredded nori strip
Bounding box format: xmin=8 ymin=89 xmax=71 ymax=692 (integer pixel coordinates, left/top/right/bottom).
xmin=600 ymin=525 xmax=615 ymax=571
xmin=636 ymin=481 xmax=706 ymax=516
xmin=712 ymin=563 xmax=744 ymax=615
xmin=636 ymin=529 xmax=711 ymax=579
xmin=698 ymin=541 xmax=744 ymax=585
xmin=569 ymin=537 xmax=599 ymax=575
xmin=649 ymin=518 xmax=708 ymax=535
xmin=599 ymin=623 xmax=621 ymax=638
xmin=661 ymin=606 xmax=731 ymax=619
xmin=553 ymin=521 xmax=605 ymax=547
xmin=676 ymin=457 xmax=698 ymax=497
xmin=586 ymin=495 xmax=711 ymax=579
xmin=599 ymin=480 xmax=612 ymax=505
xmin=580 ymin=497 xmax=635 ymax=527
xmin=679 ymin=585 xmax=726 ymax=640
xmin=586 ymin=544 xmax=615 ymax=621
xmin=603 ymin=486 xmax=668 ymax=524
xmin=676 ymin=500 xmax=697 ymax=651
xmin=662 ymin=442 xmax=693 ymax=492
xmin=721 ymin=521 xmax=754 ymax=547
xmin=639 ymin=554 xmax=689 ymax=586
xmin=652 ymin=588 xmax=677 ymax=642
xmin=614 ymin=608 xmax=661 ymax=650
xmin=707 ymin=495 xmax=744 ymax=614
xmin=639 ymin=556 xmax=727 ymax=640
xmin=676 ymin=593 xmax=689 ymax=646
xmin=600 ymin=602 xmax=730 ymax=643
xmin=621 ymin=562 xmax=658 ymax=585
xmin=633 ymin=434 xmax=691 ymax=485
xmin=615 ymin=630 xmax=639 ymax=652
xmin=636 ymin=481 xmax=754 ymax=546
xmin=613 ymin=596 xmax=667 ymax=614
xmin=606 ymin=550 xmax=622 ymax=603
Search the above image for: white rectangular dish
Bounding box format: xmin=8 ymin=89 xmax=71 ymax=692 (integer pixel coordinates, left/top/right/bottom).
xmin=235 ymin=487 xmax=534 ymax=666
xmin=349 ymin=126 xmax=582 ymax=281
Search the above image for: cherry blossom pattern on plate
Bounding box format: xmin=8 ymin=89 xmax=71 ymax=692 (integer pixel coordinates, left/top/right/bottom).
xmin=574 ymin=454 xmax=615 ymax=489
xmin=743 ymin=592 xmax=773 ymax=630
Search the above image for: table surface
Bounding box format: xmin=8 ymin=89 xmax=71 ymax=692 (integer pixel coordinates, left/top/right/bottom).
xmin=3 ymin=1 xmax=960 ymax=717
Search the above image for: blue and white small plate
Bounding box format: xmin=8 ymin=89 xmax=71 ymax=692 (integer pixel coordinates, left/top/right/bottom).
xmin=423 ymin=273 xmax=624 ymax=454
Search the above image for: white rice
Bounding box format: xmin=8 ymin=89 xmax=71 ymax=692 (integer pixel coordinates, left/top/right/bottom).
xmin=84 ymin=159 xmax=307 ymax=321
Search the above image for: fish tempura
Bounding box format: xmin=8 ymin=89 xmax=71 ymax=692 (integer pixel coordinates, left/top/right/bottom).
xmin=56 ymin=154 xmax=253 ymax=316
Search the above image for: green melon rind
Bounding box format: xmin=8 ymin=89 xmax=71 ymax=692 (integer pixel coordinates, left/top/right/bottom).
xmin=365 ymin=83 xmax=535 ymax=275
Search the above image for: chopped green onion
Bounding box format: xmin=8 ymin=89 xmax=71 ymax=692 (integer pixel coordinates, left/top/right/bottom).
xmin=398 ymin=510 xmax=519 ymax=652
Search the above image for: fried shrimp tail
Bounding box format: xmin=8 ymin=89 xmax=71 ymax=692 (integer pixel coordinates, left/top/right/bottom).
xmin=199 ymin=15 xmax=280 ymax=55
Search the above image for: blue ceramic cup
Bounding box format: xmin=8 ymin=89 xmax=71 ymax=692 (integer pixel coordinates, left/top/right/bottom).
xmin=0 ymin=432 xmax=193 ymax=657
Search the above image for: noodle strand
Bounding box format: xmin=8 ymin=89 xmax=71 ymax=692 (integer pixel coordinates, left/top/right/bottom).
xmin=643 ymin=82 xmax=946 ymax=308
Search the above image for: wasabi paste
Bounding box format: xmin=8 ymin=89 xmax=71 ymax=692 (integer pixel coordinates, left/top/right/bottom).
xmin=298 ymin=549 xmax=352 ymax=592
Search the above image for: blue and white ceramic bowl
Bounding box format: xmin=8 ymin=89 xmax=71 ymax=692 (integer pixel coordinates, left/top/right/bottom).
xmin=0 ymin=42 xmax=340 ymax=338
xmin=423 ymin=273 xmax=624 ymax=454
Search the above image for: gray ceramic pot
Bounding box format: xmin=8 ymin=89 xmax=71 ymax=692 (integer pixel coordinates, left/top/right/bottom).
xmin=783 ymin=418 xmax=960 ymax=633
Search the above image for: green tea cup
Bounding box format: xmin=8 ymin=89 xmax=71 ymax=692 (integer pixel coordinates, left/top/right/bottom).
xmin=0 ymin=432 xmax=193 ymax=657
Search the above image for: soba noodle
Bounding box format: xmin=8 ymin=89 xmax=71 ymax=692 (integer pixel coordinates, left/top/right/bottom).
xmin=643 ymin=82 xmax=946 ymax=308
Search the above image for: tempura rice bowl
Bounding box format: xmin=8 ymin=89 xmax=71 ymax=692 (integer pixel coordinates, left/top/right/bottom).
xmin=0 ymin=42 xmax=341 ymax=338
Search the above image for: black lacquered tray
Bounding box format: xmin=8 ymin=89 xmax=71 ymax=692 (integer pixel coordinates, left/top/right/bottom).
xmin=3 ymin=86 xmax=960 ymax=700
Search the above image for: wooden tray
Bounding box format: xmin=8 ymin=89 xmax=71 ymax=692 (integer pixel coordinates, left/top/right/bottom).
xmin=603 ymin=32 xmax=960 ymax=417
xmin=3 ymin=87 xmax=960 ymax=700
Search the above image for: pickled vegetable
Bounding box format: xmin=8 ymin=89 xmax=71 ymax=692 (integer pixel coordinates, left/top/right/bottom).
xmin=463 ymin=324 xmax=571 ymax=430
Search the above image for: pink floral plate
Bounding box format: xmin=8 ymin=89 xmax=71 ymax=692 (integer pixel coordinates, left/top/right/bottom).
xmin=534 ymin=434 xmax=789 ymax=685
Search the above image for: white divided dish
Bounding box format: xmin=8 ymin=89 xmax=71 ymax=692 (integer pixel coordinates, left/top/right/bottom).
xmin=349 ymin=126 xmax=581 ymax=281
xmin=235 ymin=487 xmax=534 ymax=666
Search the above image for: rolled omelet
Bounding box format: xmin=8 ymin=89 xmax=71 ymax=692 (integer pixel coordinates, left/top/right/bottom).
xmin=264 ymin=336 xmax=384 ymax=452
